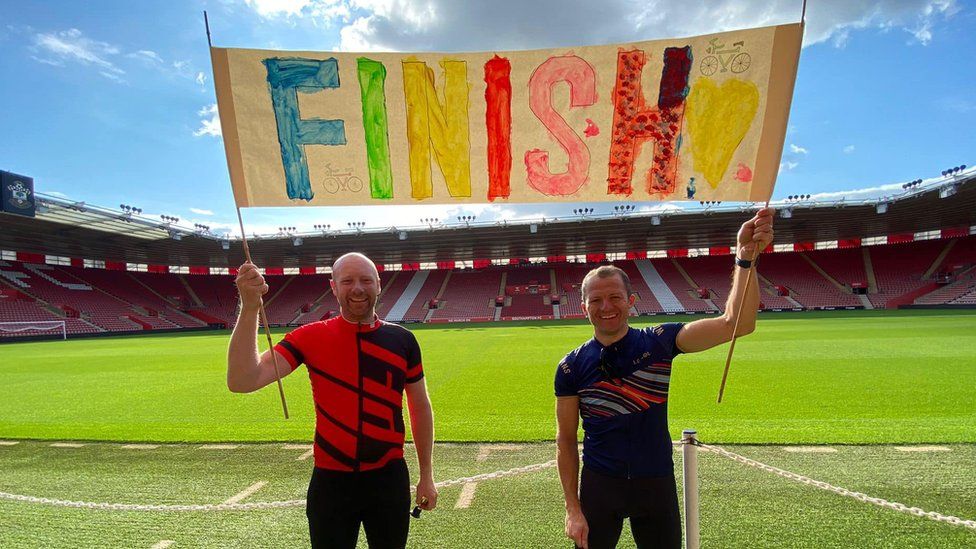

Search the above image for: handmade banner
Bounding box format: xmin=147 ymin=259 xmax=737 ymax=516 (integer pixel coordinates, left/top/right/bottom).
xmin=211 ymin=23 xmax=801 ymax=207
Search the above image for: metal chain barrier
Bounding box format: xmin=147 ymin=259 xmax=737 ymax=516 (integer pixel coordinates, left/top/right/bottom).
xmin=693 ymin=440 xmax=976 ymax=531
xmin=0 ymin=459 xmax=557 ymax=512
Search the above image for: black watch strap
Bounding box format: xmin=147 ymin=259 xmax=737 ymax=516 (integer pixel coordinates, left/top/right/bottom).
xmin=735 ymin=256 xmax=753 ymax=269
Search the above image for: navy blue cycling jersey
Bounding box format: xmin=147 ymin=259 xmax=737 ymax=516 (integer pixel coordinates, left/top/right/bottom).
xmin=555 ymin=323 xmax=684 ymax=478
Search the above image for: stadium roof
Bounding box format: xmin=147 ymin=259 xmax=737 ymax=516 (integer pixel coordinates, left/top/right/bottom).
xmin=2 ymin=175 xmax=974 ymax=268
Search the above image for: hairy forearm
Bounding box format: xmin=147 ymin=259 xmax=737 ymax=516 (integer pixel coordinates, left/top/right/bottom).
xmin=227 ymin=304 xmax=261 ymax=393
xmin=557 ymin=437 xmax=581 ymax=512
xmin=409 ymin=397 xmax=435 ymax=479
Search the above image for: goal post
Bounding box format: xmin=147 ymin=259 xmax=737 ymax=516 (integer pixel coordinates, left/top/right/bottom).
xmin=0 ymin=320 xmax=67 ymax=340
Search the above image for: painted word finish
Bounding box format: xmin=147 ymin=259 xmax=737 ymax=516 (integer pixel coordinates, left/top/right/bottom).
xmin=263 ymin=47 xmax=709 ymax=202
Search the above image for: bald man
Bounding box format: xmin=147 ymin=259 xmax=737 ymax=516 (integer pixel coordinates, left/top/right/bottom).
xmin=228 ymin=253 xmax=437 ymax=549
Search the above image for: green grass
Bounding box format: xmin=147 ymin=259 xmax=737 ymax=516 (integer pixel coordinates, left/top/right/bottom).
xmin=1 ymin=441 xmax=973 ymax=548
xmin=2 ymin=310 xmax=975 ymax=547
xmin=1 ymin=309 xmax=974 ymax=444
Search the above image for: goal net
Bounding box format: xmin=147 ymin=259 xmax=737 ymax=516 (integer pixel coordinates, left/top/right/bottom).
xmin=0 ymin=321 xmax=67 ymax=340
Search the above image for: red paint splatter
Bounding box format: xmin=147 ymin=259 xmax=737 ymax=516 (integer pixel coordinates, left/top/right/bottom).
xmin=583 ymin=119 xmax=599 ymax=137
xmin=485 ymin=55 xmax=512 ymax=201
xmin=606 ymin=47 xmax=691 ymax=197
xmin=734 ymin=163 xmax=753 ymax=182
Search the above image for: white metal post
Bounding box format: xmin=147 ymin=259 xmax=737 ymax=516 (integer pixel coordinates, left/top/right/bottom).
xmin=682 ymin=429 xmax=700 ymax=549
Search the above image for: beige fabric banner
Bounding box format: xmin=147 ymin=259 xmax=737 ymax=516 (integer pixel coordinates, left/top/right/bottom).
xmin=211 ymin=23 xmax=801 ymax=208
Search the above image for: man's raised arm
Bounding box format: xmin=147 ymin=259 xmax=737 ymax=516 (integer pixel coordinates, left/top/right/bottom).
xmin=677 ymin=207 xmax=775 ymax=353
xmin=227 ymin=262 xmax=293 ymax=393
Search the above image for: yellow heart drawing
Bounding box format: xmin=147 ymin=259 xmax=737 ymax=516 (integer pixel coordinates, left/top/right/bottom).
xmin=686 ymin=78 xmax=760 ymax=188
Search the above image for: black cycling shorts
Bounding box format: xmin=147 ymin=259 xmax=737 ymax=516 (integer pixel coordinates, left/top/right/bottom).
xmin=306 ymin=459 xmax=411 ymax=549
xmin=578 ymin=466 xmax=681 ymax=549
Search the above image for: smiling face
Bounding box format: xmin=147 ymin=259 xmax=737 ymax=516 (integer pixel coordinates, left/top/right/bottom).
xmin=330 ymin=253 xmax=381 ymax=323
xmin=582 ymin=269 xmax=635 ymax=344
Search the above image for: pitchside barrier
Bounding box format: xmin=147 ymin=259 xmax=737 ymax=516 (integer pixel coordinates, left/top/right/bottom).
xmin=2 ymin=431 xmax=974 ymax=545
xmin=678 ymin=430 xmax=976 ymax=549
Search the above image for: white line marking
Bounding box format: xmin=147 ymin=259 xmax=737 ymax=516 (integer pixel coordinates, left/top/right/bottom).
xmin=895 ymin=445 xmax=951 ymax=452
xmin=297 ymin=449 xmax=314 ymax=461
xmin=476 ymin=444 xmax=520 ymax=462
xmin=0 ymin=441 xmax=20 ymax=446
xmin=454 ymin=482 xmax=478 ymax=509
xmin=199 ymin=444 xmax=240 ymax=450
xmin=223 ymin=482 xmax=267 ymax=505
xmin=783 ymin=447 xmax=838 ymax=453
xmin=282 ymin=444 xmax=310 ymax=450
xmin=150 ymin=541 xmax=175 ymax=549
xmin=121 ymin=444 xmax=159 ymax=450
xmin=50 ymin=443 xmax=85 ymax=448
xmin=0 ymin=459 xmax=557 ymax=511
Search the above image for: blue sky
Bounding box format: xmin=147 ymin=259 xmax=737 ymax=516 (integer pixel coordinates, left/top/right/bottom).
xmin=0 ymin=0 xmax=972 ymax=236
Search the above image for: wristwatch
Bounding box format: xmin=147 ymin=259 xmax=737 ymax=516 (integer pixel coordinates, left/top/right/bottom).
xmin=735 ymin=256 xmax=753 ymax=269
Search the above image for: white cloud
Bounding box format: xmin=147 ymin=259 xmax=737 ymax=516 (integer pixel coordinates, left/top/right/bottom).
xmin=31 ymin=55 xmax=64 ymax=67
xmin=789 ymin=144 xmax=808 ymax=154
xmin=230 ymin=0 xmax=961 ymax=53
xmin=807 ymin=181 xmax=907 ymax=201
xmin=190 ymin=208 xmax=215 ymax=215
xmin=99 ymin=70 xmax=125 ymax=83
xmin=244 ymin=0 xmax=315 ymax=17
xmin=33 ymin=28 xmax=125 ymax=80
xmin=938 ymin=96 xmax=976 ymax=113
xmin=193 ymin=103 xmax=222 ymax=138
xmin=127 ymin=49 xmax=163 ymax=63
xmin=196 ymin=72 xmax=207 ymax=87
xmin=843 ymin=145 xmax=856 ymax=154
xmin=779 ymin=161 xmax=799 ymax=172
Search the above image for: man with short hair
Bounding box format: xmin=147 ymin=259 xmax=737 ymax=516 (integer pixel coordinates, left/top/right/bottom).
xmin=228 ymin=252 xmax=437 ymax=549
xmin=557 ymin=208 xmax=774 ymax=548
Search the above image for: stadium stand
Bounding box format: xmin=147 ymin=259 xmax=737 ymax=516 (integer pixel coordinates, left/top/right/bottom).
xmin=758 ymin=252 xmax=862 ymax=309
xmin=553 ymin=262 xmax=596 ymax=318
xmin=501 ymin=294 xmax=553 ymax=320
xmin=374 ymin=271 xmax=411 ymax=319
xmin=1 ymin=262 xmax=144 ymax=332
xmin=642 ymin=259 xmax=709 ymax=312
xmin=400 ymin=269 xmax=449 ymax=322
xmin=429 ymin=268 xmax=502 ymax=322
xmin=263 ymin=274 xmax=331 ymax=325
xmin=5 ymin=234 xmax=976 ymax=339
xmin=57 ymin=266 xmax=188 ymax=328
xmin=3 ymin=176 xmax=974 ymax=338
xmin=181 ymin=273 xmax=240 ymax=326
xmin=867 ymin=239 xmax=947 ymax=308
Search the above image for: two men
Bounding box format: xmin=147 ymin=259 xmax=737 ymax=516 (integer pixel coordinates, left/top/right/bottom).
xmin=557 ymin=208 xmax=774 ymax=548
xmin=228 ymin=252 xmax=437 ymax=549
xmin=226 ymin=207 xmax=772 ymax=548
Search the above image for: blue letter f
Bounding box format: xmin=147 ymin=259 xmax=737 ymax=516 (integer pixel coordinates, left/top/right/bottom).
xmin=264 ymin=58 xmax=347 ymax=201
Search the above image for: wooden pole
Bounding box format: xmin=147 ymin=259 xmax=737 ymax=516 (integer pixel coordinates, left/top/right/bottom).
xmin=206 ymin=11 xmax=288 ymax=419
xmin=719 ymin=0 xmax=804 ymax=402
xmin=717 ymin=202 xmax=769 ymax=403
xmin=236 ymin=208 xmax=290 ymax=420
xmin=204 ymin=11 xmax=212 ymax=47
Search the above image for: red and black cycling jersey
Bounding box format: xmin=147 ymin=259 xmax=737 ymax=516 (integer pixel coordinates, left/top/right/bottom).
xmin=274 ymin=315 xmax=424 ymax=472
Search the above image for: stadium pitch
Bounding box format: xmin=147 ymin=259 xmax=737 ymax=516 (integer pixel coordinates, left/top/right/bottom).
xmin=1 ymin=309 xmax=975 ymax=547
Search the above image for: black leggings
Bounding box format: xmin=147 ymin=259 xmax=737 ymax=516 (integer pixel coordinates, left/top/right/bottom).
xmin=306 ymin=460 xmax=411 ymax=549
xmin=578 ymin=467 xmax=681 ymax=549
